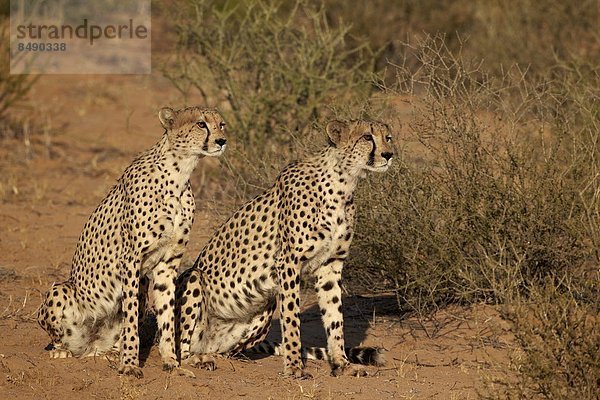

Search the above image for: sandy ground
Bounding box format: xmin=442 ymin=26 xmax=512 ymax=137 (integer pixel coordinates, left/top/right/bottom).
xmin=0 ymin=73 xmax=514 ymax=399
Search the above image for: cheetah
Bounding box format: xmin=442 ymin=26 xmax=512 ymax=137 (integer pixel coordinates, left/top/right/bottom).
xmin=176 ymin=119 xmax=393 ymax=377
xmin=37 ymin=106 xmax=227 ymax=378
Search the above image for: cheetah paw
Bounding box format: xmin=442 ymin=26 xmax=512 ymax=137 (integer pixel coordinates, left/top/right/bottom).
xmin=49 ymin=349 xmax=73 ymax=359
xmin=283 ymin=366 xmax=312 ymax=380
xmin=183 ymin=354 xmax=217 ymax=371
xmin=331 ymin=364 xmax=367 ymax=377
xmin=118 ymin=365 xmax=144 ymax=379
xmin=175 ymin=367 xmax=196 ymax=378
xmin=161 ymin=357 xmax=179 ymax=372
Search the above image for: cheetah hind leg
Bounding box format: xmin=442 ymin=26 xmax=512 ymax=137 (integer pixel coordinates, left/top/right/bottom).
xmin=38 ymin=282 xmax=90 ymax=358
xmin=80 ymin=316 xmax=123 ymax=360
xmin=38 ymin=282 xmax=71 ymax=346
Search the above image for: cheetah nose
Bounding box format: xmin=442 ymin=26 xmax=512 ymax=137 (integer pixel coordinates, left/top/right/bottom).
xmin=215 ymin=138 xmax=227 ymax=146
xmin=381 ymin=152 xmax=393 ymax=161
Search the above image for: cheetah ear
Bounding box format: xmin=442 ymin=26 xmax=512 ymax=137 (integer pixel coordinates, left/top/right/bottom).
xmin=326 ymin=120 xmax=348 ymax=146
xmin=158 ymin=107 xmax=176 ymax=130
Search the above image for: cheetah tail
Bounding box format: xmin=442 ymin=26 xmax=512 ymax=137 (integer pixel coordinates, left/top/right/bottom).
xmin=246 ymin=341 xmax=386 ymax=366
xmin=344 ymin=346 xmax=386 ymax=366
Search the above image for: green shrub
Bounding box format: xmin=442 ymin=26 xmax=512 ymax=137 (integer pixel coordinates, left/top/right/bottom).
xmin=349 ymin=35 xmax=599 ymax=397
xmin=351 ymin=37 xmax=598 ymax=310
xmin=163 ymin=0 xmax=374 ymax=195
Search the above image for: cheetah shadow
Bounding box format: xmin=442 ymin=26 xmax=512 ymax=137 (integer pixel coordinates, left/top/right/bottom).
xmin=260 ymin=293 xmax=399 ymax=356
xmin=139 ymin=315 xmax=158 ymax=366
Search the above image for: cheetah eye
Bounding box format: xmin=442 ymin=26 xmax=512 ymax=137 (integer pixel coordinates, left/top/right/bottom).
xmin=385 ymin=136 xmax=392 ymax=143
xmin=197 ymin=121 xmax=207 ymax=129
xmin=219 ymin=122 xmax=226 ymax=130
xmin=362 ymin=134 xmax=373 ymax=141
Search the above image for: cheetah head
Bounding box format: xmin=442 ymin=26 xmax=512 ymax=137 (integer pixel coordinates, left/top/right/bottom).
xmin=326 ymin=119 xmax=394 ymax=173
xmin=158 ymin=106 xmax=227 ymax=157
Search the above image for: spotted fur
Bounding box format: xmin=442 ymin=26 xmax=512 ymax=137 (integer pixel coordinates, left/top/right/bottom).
xmin=37 ymin=106 xmax=227 ymax=378
xmin=176 ymin=119 xmax=393 ymax=377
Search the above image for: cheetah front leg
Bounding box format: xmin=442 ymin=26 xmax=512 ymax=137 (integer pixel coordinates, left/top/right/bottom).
xmin=119 ymin=254 xmax=143 ymax=378
xmin=278 ymin=253 xmax=308 ymax=378
xmin=151 ymin=257 xmax=181 ymax=371
xmin=315 ymin=261 xmax=350 ymax=376
xmin=314 ymin=201 xmax=359 ymax=377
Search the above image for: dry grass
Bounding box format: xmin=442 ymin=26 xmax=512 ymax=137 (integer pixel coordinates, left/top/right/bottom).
xmin=164 ymin=1 xmax=599 ymax=397
xmin=352 ymin=36 xmax=599 ymax=399
xmin=353 ymin=37 xmax=597 ymax=305
xmin=0 ymin=292 xmax=35 ymax=322
xmin=0 ymin=17 xmax=37 ymax=129
xmin=324 ymin=0 xmax=600 ymax=79
xmin=0 ymin=0 xmax=596 ymax=397
xmin=486 ymin=280 xmax=600 ymax=399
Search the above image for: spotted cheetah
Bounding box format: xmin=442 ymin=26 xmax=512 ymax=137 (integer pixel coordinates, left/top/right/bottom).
xmin=176 ymin=119 xmax=392 ymax=377
xmin=37 ymin=106 xmax=227 ymax=378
